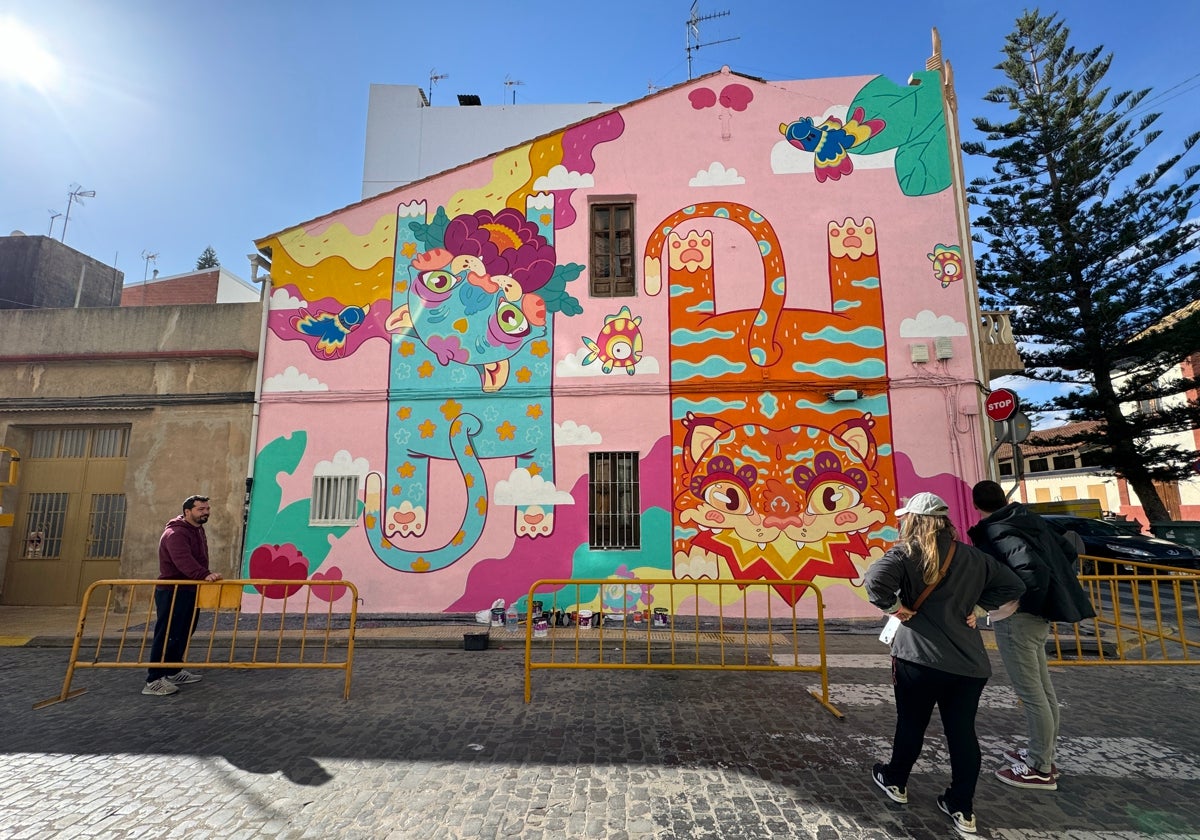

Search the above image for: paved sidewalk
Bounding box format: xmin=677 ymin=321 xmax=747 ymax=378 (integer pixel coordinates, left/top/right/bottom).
xmin=4 ymin=635 xmax=1200 ymax=839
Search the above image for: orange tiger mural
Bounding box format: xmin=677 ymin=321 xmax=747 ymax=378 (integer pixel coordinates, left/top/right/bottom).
xmin=643 ymin=203 xmax=897 ymax=602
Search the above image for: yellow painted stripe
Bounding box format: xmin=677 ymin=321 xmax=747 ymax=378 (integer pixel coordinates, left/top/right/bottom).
xmin=0 ymin=635 xmax=31 ymax=646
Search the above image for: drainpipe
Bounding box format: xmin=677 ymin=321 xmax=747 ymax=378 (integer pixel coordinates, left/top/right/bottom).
xmin=241 ymin=250 xmax=272 ymax=568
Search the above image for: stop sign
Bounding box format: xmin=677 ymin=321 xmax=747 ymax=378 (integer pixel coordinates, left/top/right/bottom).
xmin=984 ymin=388 xmax=1018 ymax=422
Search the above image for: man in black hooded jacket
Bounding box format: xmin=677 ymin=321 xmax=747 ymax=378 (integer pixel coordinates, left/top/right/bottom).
xmin=968 ymin=481 xmax=1096 ymax=793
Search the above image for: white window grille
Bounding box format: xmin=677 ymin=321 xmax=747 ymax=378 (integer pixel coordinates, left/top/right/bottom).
xmin=310 ymin=475 xmax=360 ymax=525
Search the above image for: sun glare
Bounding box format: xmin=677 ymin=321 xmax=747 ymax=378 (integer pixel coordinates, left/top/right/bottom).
xmin=0 ymin=17 xmax=61 ymax=91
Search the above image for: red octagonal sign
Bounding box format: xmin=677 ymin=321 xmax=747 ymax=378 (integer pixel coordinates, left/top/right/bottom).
xmin=984 ymin=388 xmax=1019 ymax=422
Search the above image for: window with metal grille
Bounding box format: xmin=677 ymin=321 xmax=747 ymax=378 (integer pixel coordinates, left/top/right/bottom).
xmin=90 ymin=427 xmax=130 ymax=458
xmin=590 ymin=201 xmax=636 ymax=297
xmin=310 ymin=475 xmax=360 ymax=525
xmin=589 ymin=452 xmax=640 ymax=549
xmin=22 ymin=493 xmax=68 ymax=558
xmin=30 ymin=426 xmax=130 ymax=459
xmin=1052 ymin=454 xmax=1077 ymax=471
xmin=86 ymin=494 xmax=127 ymax=558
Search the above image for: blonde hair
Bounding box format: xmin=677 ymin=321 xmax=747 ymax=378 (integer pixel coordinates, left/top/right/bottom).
xmin=899 ymin=512 xmax=957 ymax=584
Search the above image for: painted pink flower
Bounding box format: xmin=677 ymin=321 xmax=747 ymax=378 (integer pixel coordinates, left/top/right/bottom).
xmin=719 ymin=84 xmax=753 ymax=111
xmin=443 ymin=208 xmax=556 ymax=292
xmin=310 ymin=566 xmax=349 ymax=603
xmin=689 ymin=88 xmax=717 ymax=109
xmin=248 ymin=543 xmax=308 ymax=599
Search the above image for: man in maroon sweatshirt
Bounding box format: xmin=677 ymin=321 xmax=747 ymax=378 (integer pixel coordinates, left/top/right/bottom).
xmin=143 ymin=495 xmax=223 ymax=696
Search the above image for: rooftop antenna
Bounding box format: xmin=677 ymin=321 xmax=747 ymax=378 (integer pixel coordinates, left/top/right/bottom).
xmin=140 ymin=250 xmax=159 ymax=283
xmin=47 ymin=210 xmax=62 ymax=237
xmin=647 ymin=79 xmax=663 ymax=95
xmin=428 ymin=69 xmax=448 ymax=104
xmin=685 ymin=1 xmax=739 ymax=80
xmin=503 ymin=75 xmax=525 ymax=104
xmin=61 ymin=184 xmax=96 ymax=243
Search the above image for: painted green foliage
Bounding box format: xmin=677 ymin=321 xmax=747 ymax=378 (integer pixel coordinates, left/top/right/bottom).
xmin=849 ymin=70 xmax=951 ymax=196
xmin=241 ymin=431 xmax=360 ymax=574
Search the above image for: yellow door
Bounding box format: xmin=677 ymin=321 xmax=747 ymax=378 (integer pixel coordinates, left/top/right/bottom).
xmin=2 ymin=427 xmax=128 ymax=606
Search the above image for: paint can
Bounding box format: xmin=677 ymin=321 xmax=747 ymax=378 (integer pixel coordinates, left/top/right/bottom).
xmin=531 ymin=600 xmax=544 ymax=618
xmin=577 ymin=609 xmax=594 ymax=628
xmin=490 ymin=607 xmax=505 ymax=628
xmin=533 ymin=617 xmax=549 ymax=638
xmin=652 ymin=608 xmax=669 ymax=628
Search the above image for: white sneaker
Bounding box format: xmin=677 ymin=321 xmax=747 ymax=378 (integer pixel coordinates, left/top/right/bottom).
xmin=166 ymin=669 xmax=202 ymax=685
xmin=142 ymin=677 xmax=180 ymax=696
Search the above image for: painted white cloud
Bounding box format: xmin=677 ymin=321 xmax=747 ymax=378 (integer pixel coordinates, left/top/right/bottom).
xmin=494 ymin=468 xmax=574 ymax=506
xmin=533 ymin=165 xmax=594 ymax=191
xmin=555 ymin=346 xmax=661 ymax=377
xmin=313 ymin=449 xmax=370 ymax=479
xmin=689 ymin=162 xmax=745 ymax=187
xmin=899 ymin=310 xmax=968 ymax=337
xmin=270 ymin=289 xmax=306 ymax=309
xmin=555 ymin=420 xmax=602 ymax=446
xmin=263 ymin=366 xmax=328 ymax=392
xmin=770 ymin=104 xmax=896 ymax=175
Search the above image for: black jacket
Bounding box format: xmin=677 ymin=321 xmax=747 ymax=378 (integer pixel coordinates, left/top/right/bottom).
xmin=968 ymin=502 xmax=1096 ymax=623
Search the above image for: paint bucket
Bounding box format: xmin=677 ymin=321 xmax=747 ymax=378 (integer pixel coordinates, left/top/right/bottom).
xmin=463 ymin=631 xmax=489 ymax=651
xmin=490 ymin=608 xmax=505 ymax=628
xmin=577 ymin=609 xmax=594 ymax=628
xmin=531 ymin=600 xmax=544 ymax=618
xmin=533 ymin=617 xmax=549 ymax=638
xmin=652 ymin=608 xmax=669 ymax=628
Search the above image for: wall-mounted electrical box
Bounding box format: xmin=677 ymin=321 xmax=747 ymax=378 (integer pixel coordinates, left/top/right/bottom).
xmin=934 ymin=336 xmax=954 ymax=360
xmin=910 ymin=343 xmax=930 ymax=364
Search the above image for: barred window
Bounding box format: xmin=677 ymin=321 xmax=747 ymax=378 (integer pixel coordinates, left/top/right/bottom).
xmin=590 ymin=201 xmax=636 ymax=297
xmin=22 ymin=493 xmax=68 ymax=558
xmin=30 ymin=427 xmax=129 ymax=459
xmin=87 ymin=494 xmax=128 ymax=558
xmin=589 ymin=451 xmax=640 ymax=550
xmin=310 ymin=475 xmax=360 ymax=525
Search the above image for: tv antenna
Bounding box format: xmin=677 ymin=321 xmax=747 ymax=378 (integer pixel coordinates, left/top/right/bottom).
xmin=647 ymin=79 xmax=663 ymax=95
xmin=428 ymin=69 xmax=448 ymax=104
xmin=503 ymin=75 xmax=525 ymax=104
xmin=47 ymin=210 xmax=62 ymax=237
xmin=140 ymin=250 xmax=159 ymax=282
xmin=61 ymin=184 xmax=96 ymax=243
xmin=685 ymin=1 xmax=739 ymax=80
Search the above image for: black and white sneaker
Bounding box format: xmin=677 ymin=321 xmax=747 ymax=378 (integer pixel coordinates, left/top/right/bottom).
xmin=937 ymin=794 xmax=977 ymax=835
xmin=871 ymin=762 xmax=907 ymax=803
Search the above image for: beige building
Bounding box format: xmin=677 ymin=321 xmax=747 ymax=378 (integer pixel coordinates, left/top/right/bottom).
xmin=0 ymin=303 xmax=262 ymax=605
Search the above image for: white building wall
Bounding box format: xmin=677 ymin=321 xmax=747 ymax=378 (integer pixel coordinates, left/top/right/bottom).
xmin=361 ymin=84 xmax=615 ymax=199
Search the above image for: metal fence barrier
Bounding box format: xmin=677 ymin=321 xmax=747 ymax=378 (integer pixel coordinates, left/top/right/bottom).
xmin=35 ymin=578 xmax=359 ymax=709
xmin=519 ymin=578 xmax=842 ymax=718
xmin=1049 ymin=557 xmax=1200 ymax=666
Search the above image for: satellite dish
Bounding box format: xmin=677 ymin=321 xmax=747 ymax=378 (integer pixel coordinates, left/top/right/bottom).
xmin=10 ymin=230 xmax=26 ymax=236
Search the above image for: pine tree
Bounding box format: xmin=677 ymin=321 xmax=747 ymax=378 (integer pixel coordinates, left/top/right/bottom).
xmin=966 ymin=11 xmax=1200 ymax=522
xmin=195 ymin=246 xmax=219 ymax=269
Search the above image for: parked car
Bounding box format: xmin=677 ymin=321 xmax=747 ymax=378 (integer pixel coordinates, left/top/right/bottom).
xmin=1043 ymin=515 xmax=1200 ymax=571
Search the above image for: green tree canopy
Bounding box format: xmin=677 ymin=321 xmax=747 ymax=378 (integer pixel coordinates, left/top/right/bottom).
xmin=195 ymin=245 xmax=219 ymax=269
xmin=966 ymin=10 xmax=1200 ymax=521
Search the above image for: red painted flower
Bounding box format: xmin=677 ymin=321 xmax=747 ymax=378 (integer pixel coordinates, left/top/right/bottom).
xmin=248 ymin=543 xmax=309 ymax=599
xmin=443 ymin=208 xmax=556 ymax=292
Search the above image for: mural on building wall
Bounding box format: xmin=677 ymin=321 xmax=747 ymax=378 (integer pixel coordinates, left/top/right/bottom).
xmin=360 ymin=197 xmax=580 ymax=572
xmin=245 ymin=65 xmax=986 ymax=617
xmin=643 ymin=203 xmax=896 ymax=600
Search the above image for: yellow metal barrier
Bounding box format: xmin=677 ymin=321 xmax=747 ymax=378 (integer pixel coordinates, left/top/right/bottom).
xmin=1049 ymin=556 xmax=1200 ymax=666
xmin=35 ymin=578 xmax=359 ymax=708
xmin=520 ymin=578 xmax=842 ymax=718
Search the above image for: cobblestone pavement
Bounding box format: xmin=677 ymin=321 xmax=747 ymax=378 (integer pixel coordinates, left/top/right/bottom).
xmin=3 ymin=636 xmax=1200 ymax=839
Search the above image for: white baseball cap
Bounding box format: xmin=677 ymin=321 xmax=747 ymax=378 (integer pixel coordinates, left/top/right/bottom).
xmin=895 ymin=491 xmax=950 ymax=517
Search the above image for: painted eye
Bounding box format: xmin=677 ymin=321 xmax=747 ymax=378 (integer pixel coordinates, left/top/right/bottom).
xmin=806 ymin=482 xmax=862 ymax=515
xmin=942 ymin=261 xmax=960 ymax=276
xmin=421 ymin=269 xmax=459 ymax=294
xmin=609 ymin=339 xmax=632 ymax=359
xmin=703 ymin=481 xmax=752 ymax=515
xmin=496 ymin=301 xmax=529 ymax=337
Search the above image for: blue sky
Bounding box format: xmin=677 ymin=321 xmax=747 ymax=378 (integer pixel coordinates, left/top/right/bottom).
xmin=2 ymin=0 xmax=1197 ymax=416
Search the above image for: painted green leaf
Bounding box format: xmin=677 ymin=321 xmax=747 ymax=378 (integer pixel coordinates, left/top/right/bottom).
xmin=848 ymin=71 xmax=951 ymax=196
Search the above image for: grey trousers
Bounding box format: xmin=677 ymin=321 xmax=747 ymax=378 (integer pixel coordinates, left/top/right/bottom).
xmin=993 ymin=611 xmax=1059 ymax=774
